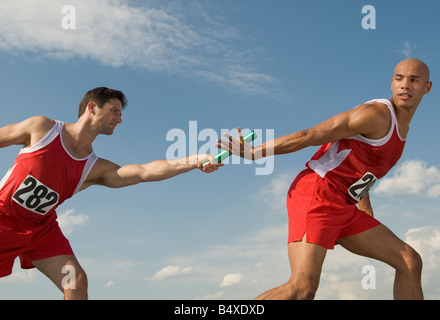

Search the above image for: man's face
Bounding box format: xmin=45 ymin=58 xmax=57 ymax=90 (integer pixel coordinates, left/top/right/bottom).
xmin=391 ymin=59 xmax=432 ymax=109
xmin=94 ymin=98 xmax=123 ymax=135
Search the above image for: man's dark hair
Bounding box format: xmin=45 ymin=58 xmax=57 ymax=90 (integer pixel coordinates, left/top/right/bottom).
xmin=78 ymin=87 xmax=128 ymax=118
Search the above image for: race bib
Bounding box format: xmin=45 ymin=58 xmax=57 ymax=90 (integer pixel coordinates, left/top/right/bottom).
xmin=348 ymin=172 xmax=377 ymax=202
xmin=12 ymin=174 xmax=60 ymax=215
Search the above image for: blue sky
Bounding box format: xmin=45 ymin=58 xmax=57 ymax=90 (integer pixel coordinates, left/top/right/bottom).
xmin=0 ymin=0 xmax=439 ymax=300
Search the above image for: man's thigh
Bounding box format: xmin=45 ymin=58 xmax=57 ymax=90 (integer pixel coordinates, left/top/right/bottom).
xmin=336 ymin=224 xmax=412 ymax=269
xmin=288 ymin=237 xmax=328 ymax=286
xmin=32 ymin=254 xmax=86 ymax=292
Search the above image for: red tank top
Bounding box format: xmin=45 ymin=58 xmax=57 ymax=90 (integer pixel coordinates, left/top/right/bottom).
xmin=0 ymin=120 xmax=98 ymax=227
xmin=306 ymin=99 xmax=406 ymax=203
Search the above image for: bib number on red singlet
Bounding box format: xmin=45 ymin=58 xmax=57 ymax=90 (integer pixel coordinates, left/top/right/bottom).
xmin=348 ymin=172 xmax=377 ymax=202
xmin=12 ymin=174 xmax=60 ymax=215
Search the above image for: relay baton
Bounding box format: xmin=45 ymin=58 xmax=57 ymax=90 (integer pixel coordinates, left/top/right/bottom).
xmin=202 ymin=131 xmax=257 ymax=167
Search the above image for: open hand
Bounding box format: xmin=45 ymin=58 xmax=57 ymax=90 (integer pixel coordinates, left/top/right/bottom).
xmin=215 ymin=127 xmax=254 ymax=160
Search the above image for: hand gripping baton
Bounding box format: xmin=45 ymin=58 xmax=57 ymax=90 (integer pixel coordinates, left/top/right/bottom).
xmin=202 ymin=131 xmax=257 ymax=167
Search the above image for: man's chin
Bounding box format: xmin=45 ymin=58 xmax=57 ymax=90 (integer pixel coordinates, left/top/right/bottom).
xmin=102 ymin=129 xmax=115 ymax=135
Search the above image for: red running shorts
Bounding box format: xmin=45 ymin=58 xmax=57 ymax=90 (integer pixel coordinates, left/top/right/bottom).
xmin=287 ymin=169 xmax=381 ymax=249
xmin=0 ymin=214 xmax=74 ymax=278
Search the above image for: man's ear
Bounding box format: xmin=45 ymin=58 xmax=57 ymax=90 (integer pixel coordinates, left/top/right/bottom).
xmin=87 ymin=102 xmax=97 ymax=115
xmin=425 ymin=81 xmax=433 ymax=95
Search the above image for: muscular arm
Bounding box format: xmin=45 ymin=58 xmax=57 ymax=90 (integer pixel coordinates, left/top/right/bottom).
xmin=219 ymin=102 xmax=392 ymax=160
xmin=80 ymin=154 xmax=220 ymax=191
xmin=261 ymin=103 xmax=391 ymax=157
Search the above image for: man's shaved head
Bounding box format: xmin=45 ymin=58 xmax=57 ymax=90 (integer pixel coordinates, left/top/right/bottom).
xmin=394 ymin=58 xmax=430 ymax=82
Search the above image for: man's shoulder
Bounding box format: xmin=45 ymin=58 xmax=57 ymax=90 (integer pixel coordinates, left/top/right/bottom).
xmin=26 ymin=115 xmax=55 ymax=127
xmin=354 ymin=100 xmax=391 ymax=119
xmin=346 ymin=100 xmax=392 ymax=139
xmin=21 ymin=116 xmax=55 ymax=134
xmin=19 ymin=116 xmax=56 ymax=147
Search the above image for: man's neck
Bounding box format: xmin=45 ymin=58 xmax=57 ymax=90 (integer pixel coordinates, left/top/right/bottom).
xmin=62 ymin=120 xmax=97 ymax=157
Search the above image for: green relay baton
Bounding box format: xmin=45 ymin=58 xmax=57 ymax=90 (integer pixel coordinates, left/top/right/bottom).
xmin=202 ymin=131 xmax=257 ymax=167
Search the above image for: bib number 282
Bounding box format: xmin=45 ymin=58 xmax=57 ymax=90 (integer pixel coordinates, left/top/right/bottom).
xmin=348 ymin=172 xmax=377 ymax=202
xmin=12 ymin=174 xmax=60 ymax=215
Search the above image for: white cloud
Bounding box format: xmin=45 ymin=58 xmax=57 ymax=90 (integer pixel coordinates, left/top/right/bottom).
xmin=405 ymin=226 xmax=440 ymax=299
xmin=315 ymin=225 xmax=440 ymax=300
xmin=0 ymin=267 xmax=36 ymax=284
xmin=197 ymin=66 xmax=280 ymax=97
xmin=161 ymin=221 xmax=440 ymax=299
xmin=195 ymin=291 xmax=224 ymax=300
xmin=0 ymin=0 xmax=201 ymax=69
xmin=0 ymin=0 xmax=280 ymax=97
xmin=374 ymin=160 xmax=440 ymax=198
xmin=255 ymin=171 xmax=297 ymax=212
xmin=57 ymin=209 xmax=89 ymax=236
xmin=147 ymin=265 xmax=193 ymax=281
xmin=399 ymin=40 xmax=417 ymax=58
xmin=406 ymin=226 xmax=440 ymax=253
xmin=316 ymin=246 xmax=394 ymax=300
xmin=219 ymin=272 xmax=243 ymax=287
xmin=81 ymin=257 xmax=141 ymax=280
xmin=149 ymin=168 xmax=440 ymax=299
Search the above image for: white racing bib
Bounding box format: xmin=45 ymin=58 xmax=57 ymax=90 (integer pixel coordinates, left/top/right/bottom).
xmin=12 ymin=174 xmax=60 ymax=215
xmin=348 ymin=172 xmax=377 ymax=202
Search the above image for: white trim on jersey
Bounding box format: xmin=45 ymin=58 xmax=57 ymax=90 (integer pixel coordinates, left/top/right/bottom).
xmin=19 ymin=120 xmax=64 ymax=154
xmin=0 ymin=164 xmax=17 ymax=192
xmin=10 ymin=120 xmax=98 ymax=195
xmin=346 ymin=99 xmax=406 ymax=146
xmin=307 ymin=99 xmax=404 ymax=179
xmin=73 ymin=155 xmax=98 ymax=194
xmin=308 ymin=141 xmax=352 ymax=178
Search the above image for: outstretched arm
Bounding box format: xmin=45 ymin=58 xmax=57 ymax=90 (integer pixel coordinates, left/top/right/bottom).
xmin=217 ymin=102 xmax=392 ymax=160
xmin=80 ymin=154 xmax=221 ymax=190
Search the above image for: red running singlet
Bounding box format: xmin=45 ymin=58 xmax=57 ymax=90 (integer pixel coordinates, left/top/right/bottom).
xmin=0 ymin=120 xmax=98 ymax=227
xmin=306 ymin=99 xmax=406 ymax=203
